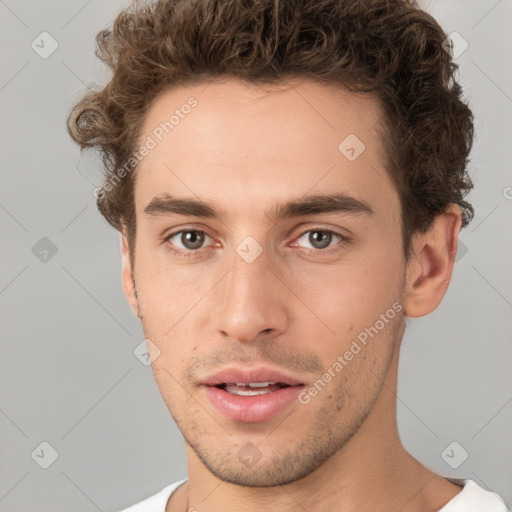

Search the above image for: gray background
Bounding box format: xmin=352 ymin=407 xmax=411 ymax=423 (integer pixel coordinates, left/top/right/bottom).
xmin=1 ymin=0 xmax=511 ymax=510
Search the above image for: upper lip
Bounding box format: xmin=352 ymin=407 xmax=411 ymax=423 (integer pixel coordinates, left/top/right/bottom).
xmin=200 ymin=366 xmax=305 ymax=387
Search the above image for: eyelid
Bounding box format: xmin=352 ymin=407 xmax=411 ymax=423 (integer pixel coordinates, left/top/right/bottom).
xmin=290 ymin=221 xmax=350 ymax=238
xmin=163 ymin=223 xmax=212 ymax=237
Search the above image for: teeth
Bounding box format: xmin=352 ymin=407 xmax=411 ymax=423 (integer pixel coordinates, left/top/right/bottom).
xmin=240 ymin=382 xmax=276 ymax=388
xmin=223 ymin=382 xmax=284 ymax=396
xmin=225 ymin=385 xmax=272 ymax=396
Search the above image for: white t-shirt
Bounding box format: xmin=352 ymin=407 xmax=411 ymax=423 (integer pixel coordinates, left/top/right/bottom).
xmin=119 ymin=478 xmax=509 ymax=512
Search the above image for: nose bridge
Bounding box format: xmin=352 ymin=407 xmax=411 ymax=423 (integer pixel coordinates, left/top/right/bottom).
xmin=212 ymin=243 xmax=286 ymax=342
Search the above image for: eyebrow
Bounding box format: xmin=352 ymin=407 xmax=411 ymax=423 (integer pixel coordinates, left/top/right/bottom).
xmin=143 ymin=192 xmax=375 ymax=221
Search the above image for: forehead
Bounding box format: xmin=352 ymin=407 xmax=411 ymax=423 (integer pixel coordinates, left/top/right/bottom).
xmin=133 ymin=78 xmax=399 ymax=223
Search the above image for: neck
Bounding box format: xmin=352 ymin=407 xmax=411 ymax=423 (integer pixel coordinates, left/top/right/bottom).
xmin=171 ymin=342 xmax=462 ymax=512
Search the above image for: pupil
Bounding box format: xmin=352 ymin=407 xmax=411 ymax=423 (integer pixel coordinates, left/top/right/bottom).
xmin=182 ymin=231 xmax=204 ymax=249
xmin=310 ymin=231 xmax=331 ymax=249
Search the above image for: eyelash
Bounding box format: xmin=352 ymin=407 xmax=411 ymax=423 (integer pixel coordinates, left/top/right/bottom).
xmin=163 ymin=226 xmax=350 ymax=258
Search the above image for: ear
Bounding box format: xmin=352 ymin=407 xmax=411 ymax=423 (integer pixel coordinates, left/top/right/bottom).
xmin=121 ymin=232 xmax=140 ymax=319
xmin=403 ymin=204 xmax=462 ymax=318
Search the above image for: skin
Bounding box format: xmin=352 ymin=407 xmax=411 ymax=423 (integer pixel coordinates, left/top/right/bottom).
xmin=121 ymin=78 xmax=464 ymax=511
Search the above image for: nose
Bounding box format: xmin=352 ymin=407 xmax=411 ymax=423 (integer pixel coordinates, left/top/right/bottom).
xmin=212 ymin=246 xmax=289 ymax=344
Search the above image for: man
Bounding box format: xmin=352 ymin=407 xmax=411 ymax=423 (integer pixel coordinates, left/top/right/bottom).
xmin=67 ymin=0 xmax=509 ymax=510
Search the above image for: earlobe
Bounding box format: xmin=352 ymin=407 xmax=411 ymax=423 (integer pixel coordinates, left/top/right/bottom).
xmin=403 ymin=205 xmax=462 ymax=318
xmin=120 ymin=233 xmax=140 ymax=319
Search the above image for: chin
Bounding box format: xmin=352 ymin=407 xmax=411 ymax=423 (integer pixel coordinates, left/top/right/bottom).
xmin=188 ymin=436 xmax=342 ymax=488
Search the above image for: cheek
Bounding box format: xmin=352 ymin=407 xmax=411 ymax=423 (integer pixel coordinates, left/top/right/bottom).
xmin=135 ymin=267 xmax=212 ymax=386
xmin=293 ymin=315 xmax=400 ymax=446
xmin=286 ymin=253 xmax=404 ymax=389
xmin=150 ymin=361 xmax=192 ymax=424
xmin=289 ymin=251 xmax=403 ymax=332
xmin=135 ymin=252 xmax=208 ymax=327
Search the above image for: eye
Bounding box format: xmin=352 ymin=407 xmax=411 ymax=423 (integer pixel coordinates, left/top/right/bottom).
xmin=163 ymin=226 xmax=349 ymax=258
xmin=294 ymin=228 xmax=347 ymax=252
xmin=165 ymin=229 xmax=213 ymax=252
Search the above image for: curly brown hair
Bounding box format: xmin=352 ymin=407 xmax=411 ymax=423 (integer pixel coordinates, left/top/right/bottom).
xmin=67 ymin=0 xmax=474 ymax=263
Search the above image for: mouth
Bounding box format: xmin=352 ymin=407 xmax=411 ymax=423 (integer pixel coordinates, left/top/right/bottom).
xmin=200 ymin=367 xmax=305 ymax=423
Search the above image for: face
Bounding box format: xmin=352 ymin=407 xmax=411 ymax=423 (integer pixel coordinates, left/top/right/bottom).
xmin=124 ymin=78 xmax=408 ymax=486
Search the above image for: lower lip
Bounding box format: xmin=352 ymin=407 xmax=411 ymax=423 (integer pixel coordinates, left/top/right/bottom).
xmin=203 ymin=385 xmax=304 ymax=423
